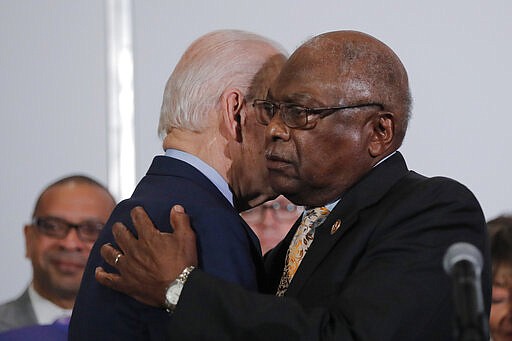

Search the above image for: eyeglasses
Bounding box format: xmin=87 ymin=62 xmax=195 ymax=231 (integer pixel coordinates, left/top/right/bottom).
xmin=32 ymin=216 xmax=104 ymax=243
xmin=242 ymin=200 xmax=304 ymax=225
xmin=252 ymin=99 xmax=383 ymax=129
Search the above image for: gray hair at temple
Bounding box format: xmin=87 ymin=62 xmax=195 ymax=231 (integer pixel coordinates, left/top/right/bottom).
xmin=158 ymin=29 xmax=286 ymax=137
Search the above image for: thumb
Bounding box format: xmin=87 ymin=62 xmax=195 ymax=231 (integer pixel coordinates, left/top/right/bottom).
xmin=170 ymin=205 xmax=191 ymax=234
xmin=170 ymin=205 xmax=198 ymax=267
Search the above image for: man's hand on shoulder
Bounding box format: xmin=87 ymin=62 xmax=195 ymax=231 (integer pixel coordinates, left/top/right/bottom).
xmin=95 ymin=205 xmax=198 ymax=307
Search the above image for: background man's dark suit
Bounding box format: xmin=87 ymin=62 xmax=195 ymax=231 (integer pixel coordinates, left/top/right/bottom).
xmin=69 ymin=156 xmax=264 ymax=340
xmin=168 ymin=152 xmax=491 ymax=340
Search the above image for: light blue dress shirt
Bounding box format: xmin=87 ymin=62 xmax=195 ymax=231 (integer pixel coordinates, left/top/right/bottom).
xmin=164 ymin=149 xmax=233 ymax=207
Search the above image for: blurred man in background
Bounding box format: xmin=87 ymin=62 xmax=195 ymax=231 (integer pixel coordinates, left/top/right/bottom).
xmin=242 ymin=195 xmax=302 ymax=254
xmin=0 ymin=175 xmax=115 ymax=333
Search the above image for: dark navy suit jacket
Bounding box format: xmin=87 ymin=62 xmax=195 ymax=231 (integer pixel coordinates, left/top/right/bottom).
xmin=69 ymin=156 xmax=264 ymax=340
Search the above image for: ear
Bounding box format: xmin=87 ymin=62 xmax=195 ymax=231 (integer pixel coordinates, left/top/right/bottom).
xmin=24 ymin=224 xmax=33 ymax=259
xmin=220 ymin=89 xmax=245 ymax=142
xmin=368 ymin=112 xmax=395 ymax=157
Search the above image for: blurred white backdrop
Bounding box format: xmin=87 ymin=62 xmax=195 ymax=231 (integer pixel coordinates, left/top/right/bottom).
xmin=1 ymin=0 xmax=511 ymax=303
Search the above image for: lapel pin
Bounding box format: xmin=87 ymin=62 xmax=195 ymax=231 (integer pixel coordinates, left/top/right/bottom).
xmin=331 ymin=219 xmax=341 ymax=235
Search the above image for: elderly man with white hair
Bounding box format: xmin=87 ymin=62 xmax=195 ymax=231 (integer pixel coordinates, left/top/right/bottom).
xmin=69 ymin=29 xmax=287 ymax=340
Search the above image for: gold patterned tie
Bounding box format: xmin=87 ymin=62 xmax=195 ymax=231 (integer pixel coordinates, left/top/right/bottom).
xmin=276 ymin=206 xmax=330 ymax=296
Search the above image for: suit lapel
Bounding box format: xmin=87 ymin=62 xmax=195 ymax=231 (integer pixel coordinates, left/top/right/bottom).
xmin=8 ymin=288 xmax=38 ymax=327
xmin=285 ymin=152 xmax=410 ymax=296
xmin=284 ymin=204 xmax=359 ymax=296
xmin=239 ymin=218 xmax=271 ymax=290
xmin=240 ymin=219 xmax=263 ymax=256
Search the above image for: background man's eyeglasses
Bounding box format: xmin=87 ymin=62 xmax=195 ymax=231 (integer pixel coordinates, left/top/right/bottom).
xmin=242 ymin=201 xmax=304 ymax=224
xmin=32 ymin=216 xmax=104 ymax=243
xmin=252 ymin=99 xmax=383 ymax=129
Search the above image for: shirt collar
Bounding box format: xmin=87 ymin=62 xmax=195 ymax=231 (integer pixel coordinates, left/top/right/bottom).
xmin=164 ymin=149 xmax=233 ymax=207
xmin=375 ymin=150 xmax=396 ymax=167
xmin=28 ymin=284 xmax=72 ymax=325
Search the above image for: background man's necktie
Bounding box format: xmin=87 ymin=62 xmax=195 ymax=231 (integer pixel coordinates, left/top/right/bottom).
xmin=276 ymin=207 xmax=330 ymax=296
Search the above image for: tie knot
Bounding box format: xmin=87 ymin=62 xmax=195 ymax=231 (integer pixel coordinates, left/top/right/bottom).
xmin=303 ymin=206 xmax=330 ymax=229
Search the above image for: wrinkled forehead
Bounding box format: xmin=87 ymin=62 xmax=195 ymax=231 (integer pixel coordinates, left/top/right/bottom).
xmin=270 ymin=40 xmax=374 ymax=104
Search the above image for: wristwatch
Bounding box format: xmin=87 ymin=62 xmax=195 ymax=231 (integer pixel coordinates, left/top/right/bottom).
xmin=163 ymin=266 xmax=195 ymax=311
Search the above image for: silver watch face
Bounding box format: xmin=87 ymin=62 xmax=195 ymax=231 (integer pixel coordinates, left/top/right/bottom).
xmin=165 ymin=280 xmax=184 ymax=307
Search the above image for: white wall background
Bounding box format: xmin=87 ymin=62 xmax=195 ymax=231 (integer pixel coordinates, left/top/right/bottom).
xmin=1 ymin=0 xmax=510 ymax=303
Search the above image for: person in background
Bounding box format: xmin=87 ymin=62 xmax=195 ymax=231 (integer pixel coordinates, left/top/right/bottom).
xmin=488 ymin=215 xmax=512 ymax=341
xmin=489 ymin=215 xmax=512 ymax=240
xmin=0 ymin=175 xmax=115 ymax=335
xmin=242 ymin=195 xmax=302 ymax=254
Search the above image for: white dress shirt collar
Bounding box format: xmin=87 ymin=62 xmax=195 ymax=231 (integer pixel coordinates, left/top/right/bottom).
xmin=28 ymin=284 xmax=72 ymax=325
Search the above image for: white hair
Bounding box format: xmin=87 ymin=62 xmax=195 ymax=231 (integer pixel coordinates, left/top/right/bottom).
xmin=158 ymin=29 xmax=286 ymax=137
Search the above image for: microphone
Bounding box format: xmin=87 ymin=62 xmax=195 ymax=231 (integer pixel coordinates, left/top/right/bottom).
xmin=443 ymin=242 xmax=488 ymax=341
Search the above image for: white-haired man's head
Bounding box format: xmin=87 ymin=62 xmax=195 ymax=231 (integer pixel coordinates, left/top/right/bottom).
xmin=158 ymin=29 xmax=286 ymax=137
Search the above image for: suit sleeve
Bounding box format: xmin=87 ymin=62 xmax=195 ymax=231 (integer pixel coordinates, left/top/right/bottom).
xmin=167 ymin=177 xmax=491 ymax=341
xmin=190 ymin=206 xmax=259 ymax=291
xmin=70 ymin=201 xmax=261 ymax=340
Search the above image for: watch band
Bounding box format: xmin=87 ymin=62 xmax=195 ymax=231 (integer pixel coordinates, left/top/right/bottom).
xmin=163 ymin=265 xmax=195 ymax=311
xmin=177 ymin=265 xmax=195 ymax=284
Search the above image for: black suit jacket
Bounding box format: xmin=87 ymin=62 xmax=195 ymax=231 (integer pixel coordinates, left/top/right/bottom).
xmin=69 ymin=156 xmax=264 ymax=340
xmin=169 ymin=152 xmax=491 ymax=340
